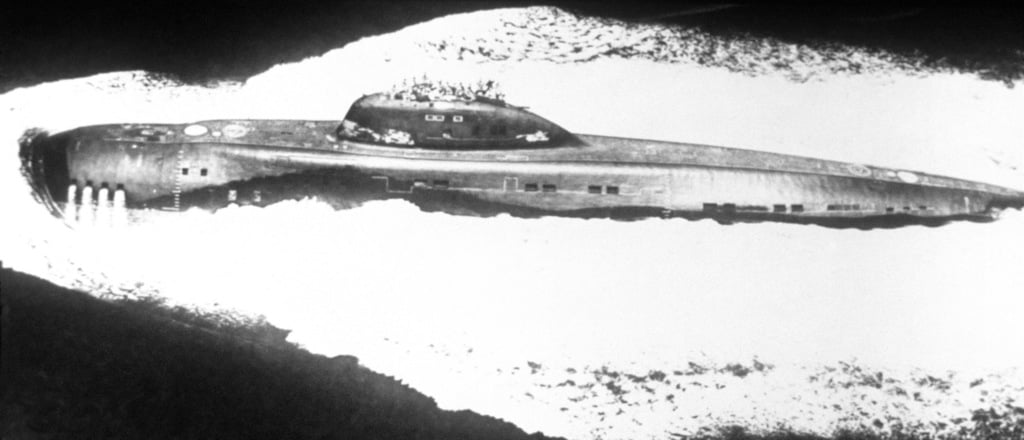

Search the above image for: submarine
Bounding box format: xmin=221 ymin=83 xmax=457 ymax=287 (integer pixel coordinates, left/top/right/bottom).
xmin=19 ymin=83 xmax=1024 ymax=228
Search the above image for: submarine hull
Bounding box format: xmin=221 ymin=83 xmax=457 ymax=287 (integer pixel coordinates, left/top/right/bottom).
xmin=20 ymin=120 xmax=1024 ymax=229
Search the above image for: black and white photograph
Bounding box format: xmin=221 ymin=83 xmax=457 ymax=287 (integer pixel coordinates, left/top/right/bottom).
xmin=3 ymin=1 xmax=1023 ymax=439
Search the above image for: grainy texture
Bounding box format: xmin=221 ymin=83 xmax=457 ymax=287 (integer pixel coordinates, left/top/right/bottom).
xmin=1 ymin=2 xmax=1022 ymax=92
xmin=0 ymin=267 xmax=557 ymax=440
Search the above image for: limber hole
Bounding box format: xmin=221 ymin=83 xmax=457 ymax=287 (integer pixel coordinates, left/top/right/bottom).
xmin=542 ymin=184 xmax=556 ymax=193
xmin=433 ymin=180 xmax=449 ymax=188
xmin=181 ymin=168 xmax=189 ymax=175
xmin=703 ymin=203 xmax=718 ymax=212
xmin=606 ymin=186 xmax=619 ymax=195
xmin=200 ymin=168 xmax=208 ymax=177
xmin=773 ymin=204 xmax=786 ymax=213
xmin=791 ymin=204 xmax=804 ymax=213
xmin=524 ymin=183 xmax=539 ymax=192
xmin=588 ymin=185 xmax=602 ymax=194
xmin=828 ymin=204 xmax=862 ymax=211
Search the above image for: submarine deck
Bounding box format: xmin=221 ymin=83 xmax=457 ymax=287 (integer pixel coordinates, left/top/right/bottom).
xmin=78 ymin=119 xmax=1024 ymax=199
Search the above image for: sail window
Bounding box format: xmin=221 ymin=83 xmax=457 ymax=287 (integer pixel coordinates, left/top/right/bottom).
xmin=181 ymin=168 xmax=189 ymax=175
xmin=588 ymin=185 xmax=602 ymax=194
xmin=200 ymin=168 xmax=208 ymax=177
xmin=524 ymin=183 xmax=539 ymax=192
xmin=453 ymin=115 xmax=464 ymax=123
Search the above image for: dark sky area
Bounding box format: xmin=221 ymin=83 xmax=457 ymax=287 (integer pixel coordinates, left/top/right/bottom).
xmin=2 ymin=1 xmax=1022 ymax=92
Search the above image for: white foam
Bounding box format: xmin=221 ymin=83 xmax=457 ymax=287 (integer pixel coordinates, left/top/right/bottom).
xmin=2 ymin=6 xmax=1023 ymax=440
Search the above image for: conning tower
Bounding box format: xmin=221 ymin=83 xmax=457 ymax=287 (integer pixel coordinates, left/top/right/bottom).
xmin=337 ymin=91 xmax=576 ymax=149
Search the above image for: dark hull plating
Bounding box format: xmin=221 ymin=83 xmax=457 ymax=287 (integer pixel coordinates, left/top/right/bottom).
xmin=19 ymin=120 xmax=1024 ymax=229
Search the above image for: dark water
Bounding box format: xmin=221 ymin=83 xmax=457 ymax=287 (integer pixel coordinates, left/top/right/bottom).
xmin=0 ymin=266 xmax=553 ymax=440
xmin=2 ymin=1 xmax=1022 ymax=92
xmin=4 ymin=3 xmax=1024 ymax=439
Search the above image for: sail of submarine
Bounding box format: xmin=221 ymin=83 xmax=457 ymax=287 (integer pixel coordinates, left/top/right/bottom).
xmin=19 ymin=88 xmax=1024 ymax=228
